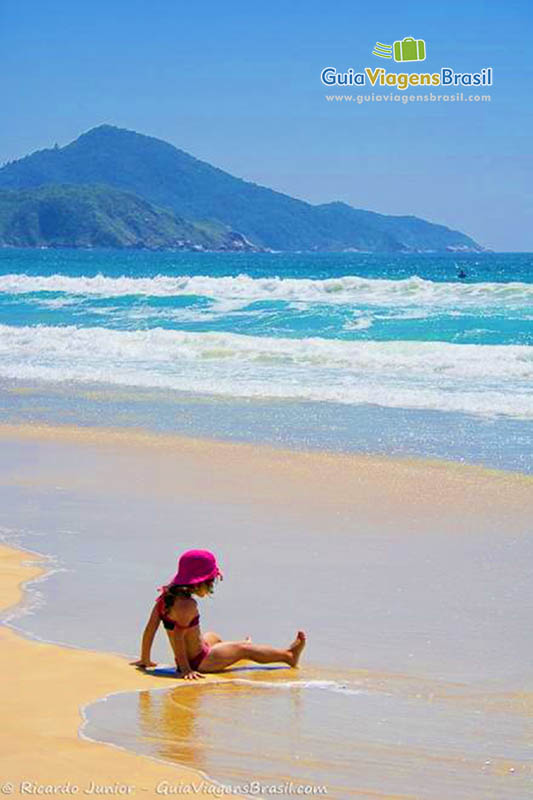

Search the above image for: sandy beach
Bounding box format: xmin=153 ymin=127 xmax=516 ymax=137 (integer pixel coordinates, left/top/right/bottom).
xmin=1 ymin=422 xmax=532 ymax=799
xmin=0 ymin=543 xmax=253 ymax=798
xmin=1 ymin=1 xmax=531 ymax=793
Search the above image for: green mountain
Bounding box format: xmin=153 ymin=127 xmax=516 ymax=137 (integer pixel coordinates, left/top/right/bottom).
xmin=0 ymin=185 xmax=255 ymax=250
xmin=0 ymin=125 xmax=483 ymax=252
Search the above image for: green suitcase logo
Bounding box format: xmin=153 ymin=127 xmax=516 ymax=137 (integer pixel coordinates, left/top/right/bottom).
xmin=393 ymin=37 xmax=426 ymax=62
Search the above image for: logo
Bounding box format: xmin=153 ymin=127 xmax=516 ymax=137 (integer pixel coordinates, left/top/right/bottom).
xmin=372 ymin=37 xmax=426 ymax=62
xmin=320 ymin=37 xmax=493 ymax=91
xmin=372 ymin=42 xmax=393 ymax=59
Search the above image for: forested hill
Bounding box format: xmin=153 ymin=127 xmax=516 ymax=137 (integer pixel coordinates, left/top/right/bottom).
xmin=0 ymin=126 xmax=483 ymax=252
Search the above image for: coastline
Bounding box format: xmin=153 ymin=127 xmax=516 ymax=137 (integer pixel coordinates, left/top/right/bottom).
xmin=3 ymin=377 xmax=532 ymax=476
xmin=1 ymin=421 xmax=532 ymax=798
xmin=1 ymin=421 xmax=531 ymax=521
xmin=0 ymin=542 xmax=247 ymax=798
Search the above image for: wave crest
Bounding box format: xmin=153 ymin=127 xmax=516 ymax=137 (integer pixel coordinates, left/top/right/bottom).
xmin=1 ymin=272 xmax=532 ymax=310
xmin=0 ymin=324 xmax=531 ymax=418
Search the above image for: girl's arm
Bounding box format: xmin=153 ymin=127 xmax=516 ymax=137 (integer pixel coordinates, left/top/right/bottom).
xmin=131 ymin=603 xmax=160 ymax=668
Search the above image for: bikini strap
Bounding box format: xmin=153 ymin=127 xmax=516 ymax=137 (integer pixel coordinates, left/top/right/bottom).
xmin=172 ymin=613 xmax=200 ymax=630
xmin=155 ymin=587 xmax=200 ymax=629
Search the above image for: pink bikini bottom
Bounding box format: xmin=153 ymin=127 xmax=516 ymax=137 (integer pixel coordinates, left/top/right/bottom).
xmin=177 ymin=642 xmax=211 ymax=673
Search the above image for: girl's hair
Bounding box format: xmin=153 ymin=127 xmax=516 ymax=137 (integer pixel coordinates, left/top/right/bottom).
xmin=162 ymin=578 xmax=216 ymax=610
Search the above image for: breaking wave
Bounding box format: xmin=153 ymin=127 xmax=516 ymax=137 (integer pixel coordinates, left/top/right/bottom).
xmin=1 ymin=272 xmax=532 ymax=311
xmin=1 ymin=323 xmax=531 ymax=418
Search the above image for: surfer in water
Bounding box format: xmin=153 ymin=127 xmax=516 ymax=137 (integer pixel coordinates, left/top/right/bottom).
xmin=131 ymin=549 xmax=306 ymax=680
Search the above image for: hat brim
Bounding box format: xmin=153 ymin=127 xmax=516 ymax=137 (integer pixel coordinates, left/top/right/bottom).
xmin=170 ymin=567 xmax=223 ymax=586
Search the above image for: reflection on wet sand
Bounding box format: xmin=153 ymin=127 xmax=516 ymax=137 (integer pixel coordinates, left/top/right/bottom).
xmin=108 ymin=665 xmax=533 ymax=800
xmin=136 ymin=671 xmax=306 ymax=783
xmin=137 ymin=688 xmax=206 ymax=772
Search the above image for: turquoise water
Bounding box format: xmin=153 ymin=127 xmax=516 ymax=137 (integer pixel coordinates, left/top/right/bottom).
xmin=1 ymin=250 xmax=532 ymax=344
xmin=0 ymin=250 xmax=532 ymax=416
xmin=1 ymin=249 xmax=532 ymax=472
xmin=2 ymin=249 xmax=532 ymax=798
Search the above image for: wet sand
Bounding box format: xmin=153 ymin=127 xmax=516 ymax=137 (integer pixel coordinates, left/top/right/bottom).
xmin=0 ymin=543 xmax=249 ymax=797
xmin=1 ymin=423 xmax=532 ymax=799
xmin=1 ymin=422 xmax=531 ymax=529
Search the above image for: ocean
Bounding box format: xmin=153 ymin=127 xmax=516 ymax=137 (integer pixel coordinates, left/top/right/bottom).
xmin=1 ymin=248 xmax=533 ymax=799
xmin=0 ymin=249 xmax=532 ymax=471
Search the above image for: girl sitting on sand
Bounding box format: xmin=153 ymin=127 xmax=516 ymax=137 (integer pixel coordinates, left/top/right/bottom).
xmin=132 ymin=549 xmax=306 ymax=680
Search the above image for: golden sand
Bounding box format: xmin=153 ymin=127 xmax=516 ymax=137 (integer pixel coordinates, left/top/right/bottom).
xmin=1 ymin=423 xmax=532 ymax=800
xmin=0 ymin=543 xmax=245 ymax=798
xmin=0 ymin=542 xmax=419 ymax=800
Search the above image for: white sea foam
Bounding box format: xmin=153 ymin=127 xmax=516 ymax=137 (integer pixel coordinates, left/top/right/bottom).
xmin=344 ymin=314 xmax=374 ymax=330
xmin=1 ymin=272 xmax=532 ymax=310
xmin=229 ymin=679 xmax=367 ymax=695
xmin=0 ymin=323 xmax=532 ymax=418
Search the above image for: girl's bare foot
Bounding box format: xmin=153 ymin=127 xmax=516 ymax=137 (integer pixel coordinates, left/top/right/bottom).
xmin=287 ymin=631 xmax=306 ymax=667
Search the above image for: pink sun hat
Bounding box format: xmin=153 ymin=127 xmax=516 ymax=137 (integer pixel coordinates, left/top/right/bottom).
xmin=168 ymin=549 xmax=223 ymax=586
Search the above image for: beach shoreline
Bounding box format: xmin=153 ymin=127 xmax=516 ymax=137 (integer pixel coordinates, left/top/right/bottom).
xmin=2 ymin=377 xmax=532 ymax=476
xmin=1 ymin=421 xmax=532 ymax=799
xmin=0 ymin=541 xmax=253 ymax=798
xmin=2 ymin=420 xmax=531 ymax=511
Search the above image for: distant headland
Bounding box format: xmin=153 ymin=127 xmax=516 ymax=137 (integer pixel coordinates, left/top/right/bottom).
xmin=0 ymin=125 xmax=484 ymax=253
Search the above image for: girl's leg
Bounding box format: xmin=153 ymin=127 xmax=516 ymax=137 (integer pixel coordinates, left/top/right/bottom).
xmin=203 ymin=631 xmax=223 ymax=646
xmin=199 ymin=631 xmax=306 ymax=673
xmin=203 ymin=631 xmax=252 ymax=646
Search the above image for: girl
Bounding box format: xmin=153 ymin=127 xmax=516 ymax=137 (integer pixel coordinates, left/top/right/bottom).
xmin=132 ymin=549 xmax=306 ymax=680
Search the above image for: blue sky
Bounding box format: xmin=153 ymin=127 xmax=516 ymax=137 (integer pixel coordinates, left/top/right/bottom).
xmin=1 ymin=0 xmax=531 ymax=250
